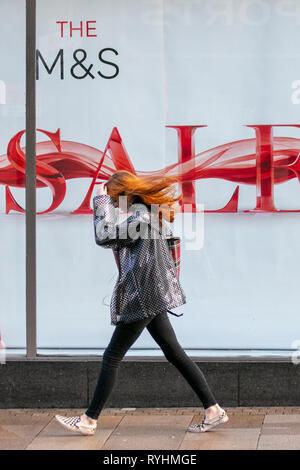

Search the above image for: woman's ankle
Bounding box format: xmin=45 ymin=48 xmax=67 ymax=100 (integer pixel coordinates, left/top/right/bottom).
xmin=81 ymin=413 xmax=97 ymax=425
xmin=204 ymin=403 xmax=223 ymax=419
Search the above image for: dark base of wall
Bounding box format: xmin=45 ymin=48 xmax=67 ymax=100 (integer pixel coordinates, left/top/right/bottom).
xmin=1 ymin=360 xmax=300 ymax=408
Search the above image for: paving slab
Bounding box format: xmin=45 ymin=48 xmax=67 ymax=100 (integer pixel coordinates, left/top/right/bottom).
xmin=180 ymin=429 xmax=261 ymax=450
xmin=258 ymin=434 xmax=300 ymax=450
xmin=0 ymin=420 xmax=50 ymax=450
xmin=0 ymin=410 xmax=52 ymax=425
xmin=264 ymin=414 xmax=300 ymax=423
xmin=101 ymin=414 xmax=193 ymax=450
xmin=0 ymin=437 xmax=37 ymax=450
xmin=27 ymin=415 xmax=123 ymax=450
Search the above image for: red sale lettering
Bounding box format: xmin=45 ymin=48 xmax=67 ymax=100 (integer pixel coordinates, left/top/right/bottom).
xmin=2 ymin=125 xmax=300 ymax=215
xmin=166 ymin=125 xmax=205 ymax=212
xmin=245 ymin=124 xmax=300 ymax=213
xmin=5 ymin=129 xmax=66 ymax=214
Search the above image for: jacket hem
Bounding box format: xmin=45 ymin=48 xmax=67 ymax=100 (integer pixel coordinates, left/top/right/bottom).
xmin=110 ymin=298 xmax=187 ymax=326
xmin=110 ymin=307 xmax=170 ymax=326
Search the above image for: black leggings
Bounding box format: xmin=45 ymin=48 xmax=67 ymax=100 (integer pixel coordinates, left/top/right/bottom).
xmin=85 ymin=310 xmax=217 ymax=419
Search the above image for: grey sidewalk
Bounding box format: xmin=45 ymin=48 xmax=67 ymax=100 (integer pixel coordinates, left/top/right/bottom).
xmin=1 ymin=407 xmax=300 ymax=450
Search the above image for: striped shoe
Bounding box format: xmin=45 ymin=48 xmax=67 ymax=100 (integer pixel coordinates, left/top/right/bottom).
xmin=55 ymin=414 xmax=97 ymax=436
xmin=188 ymin=409 xmax=229 ymax=433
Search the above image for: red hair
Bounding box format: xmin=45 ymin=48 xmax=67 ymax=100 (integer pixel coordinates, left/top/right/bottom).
xmin=106 ymin=170 xmax=182 ymax=224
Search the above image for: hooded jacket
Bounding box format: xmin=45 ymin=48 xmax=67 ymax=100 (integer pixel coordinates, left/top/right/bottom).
xmin=93 ymin=194 xmax=187 ymax=325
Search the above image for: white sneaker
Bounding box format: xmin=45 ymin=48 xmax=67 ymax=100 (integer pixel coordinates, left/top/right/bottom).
xmin=55 ymin=414 xmax=97 ymax=436
xmin=188 ymin=409 xmax=229 ymax=433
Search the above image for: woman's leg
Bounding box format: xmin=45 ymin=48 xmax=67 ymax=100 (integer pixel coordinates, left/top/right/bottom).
xmin=146 ymin=310 xmax=218 ymax=411
xmin=85 ymin=316 xmax=152 ymax=420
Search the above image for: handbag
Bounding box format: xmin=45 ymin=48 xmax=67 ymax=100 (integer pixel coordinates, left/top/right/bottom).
xmin=166 ymin=236 xmax=181 ymax=279
xmin=113 ymin=247 xmax=120 ymax=271
xmin=166 ymin=236 xmax=183 ymax=318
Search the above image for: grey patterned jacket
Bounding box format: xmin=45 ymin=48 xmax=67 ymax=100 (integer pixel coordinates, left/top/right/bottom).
xmin=93 ymin=194 xmax=187 ymax=325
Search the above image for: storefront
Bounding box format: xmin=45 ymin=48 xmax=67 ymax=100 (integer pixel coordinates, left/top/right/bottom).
xmin=1 ymin=0 xmax=300 ymax=407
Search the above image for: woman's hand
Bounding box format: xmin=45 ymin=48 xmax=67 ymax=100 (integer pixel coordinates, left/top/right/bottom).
xmin=96 ymin=182 xmax=108 ymax=196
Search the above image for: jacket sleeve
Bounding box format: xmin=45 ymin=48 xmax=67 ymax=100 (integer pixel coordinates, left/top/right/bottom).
xmin=93 ymin=194 xmax=151 ymax=248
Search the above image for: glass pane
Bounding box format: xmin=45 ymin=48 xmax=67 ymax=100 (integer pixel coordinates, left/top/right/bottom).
xmin=36 ymin=0 xmax=300 ymax=359
xmin=0 ymin=0 xmax=26 ymax=356
xmin=36 ymin=0 xmax=166 ymax=354
xmin=163 ymin=0 xmax=300 ymax=357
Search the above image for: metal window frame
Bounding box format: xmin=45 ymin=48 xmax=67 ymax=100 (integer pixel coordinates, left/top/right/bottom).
xmin=26 ymin=0 xmax=36 ymax=359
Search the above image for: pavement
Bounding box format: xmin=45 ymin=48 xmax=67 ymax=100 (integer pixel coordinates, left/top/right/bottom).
xmin=1 ymin=407 xmax=300 ymax=450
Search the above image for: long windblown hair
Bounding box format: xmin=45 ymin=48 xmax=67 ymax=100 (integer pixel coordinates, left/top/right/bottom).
xmin=105 ymin=170 xmax=182 ymax=224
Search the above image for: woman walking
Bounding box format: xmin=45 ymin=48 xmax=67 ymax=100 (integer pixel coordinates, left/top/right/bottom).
xmin=55 ymin=170 xmax=228 ymax=436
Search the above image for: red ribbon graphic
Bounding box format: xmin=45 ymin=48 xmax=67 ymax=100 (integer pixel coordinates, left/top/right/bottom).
xmin=1 ymin=126 xmax=300 ymax=214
